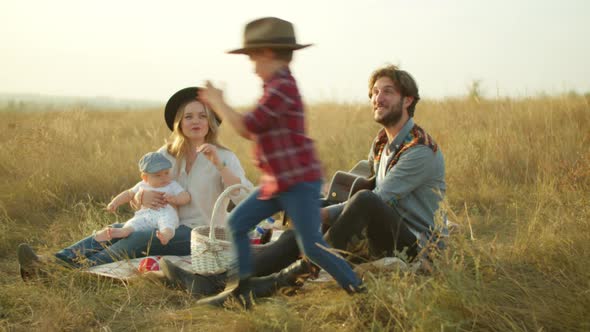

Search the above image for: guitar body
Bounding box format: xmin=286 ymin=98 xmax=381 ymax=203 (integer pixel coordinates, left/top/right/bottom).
xmin=326 ymin=160 xmax=375 ymax=204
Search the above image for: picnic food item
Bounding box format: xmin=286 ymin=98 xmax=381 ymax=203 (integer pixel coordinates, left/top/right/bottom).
xmin=138 ymin=257 xmax=160 ymax=272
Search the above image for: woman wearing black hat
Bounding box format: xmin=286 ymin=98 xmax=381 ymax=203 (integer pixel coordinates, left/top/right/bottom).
xmin=17 ymin=88 xmax=256 ymax=274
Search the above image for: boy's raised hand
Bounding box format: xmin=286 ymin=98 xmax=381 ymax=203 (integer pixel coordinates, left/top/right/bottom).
xmin=198 ymin=81 xmax=225 ymax=110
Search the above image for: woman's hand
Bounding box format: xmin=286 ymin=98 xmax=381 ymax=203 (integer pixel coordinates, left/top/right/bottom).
xmin=141 ymin=190 xmax=167 ymax=209
xmin=197 ymin=143 xmax=222 ymax=170
xmin=163 ymin=193 xmax=174 ymax=205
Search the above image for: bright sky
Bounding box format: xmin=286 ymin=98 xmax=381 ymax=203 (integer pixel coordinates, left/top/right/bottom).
xmin=1 ymin=0 xmax=589 ymax=105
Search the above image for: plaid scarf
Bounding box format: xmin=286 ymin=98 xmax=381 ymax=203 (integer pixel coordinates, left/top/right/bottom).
xmin=371 ymin=124 xmax=438 ymax=174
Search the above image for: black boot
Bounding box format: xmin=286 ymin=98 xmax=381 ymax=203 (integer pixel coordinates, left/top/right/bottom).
xmin=196 ymin=277 xmax=254 ymax=309
xmin=159 ymin=258 xmax=226 ymax=297
xmin=197 ymin=259 xmax=319 ymax=308
xmin=269 ymin=258 xmax=317 ymax=288
xmin=252 ymin=229 xmax=300 ymax=277
xmin=244 ymin=259 xmax=319 ymax=298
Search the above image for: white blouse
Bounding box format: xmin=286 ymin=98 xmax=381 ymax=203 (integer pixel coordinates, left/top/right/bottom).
xmin=158 ymin=146 xmax=253 ymax=228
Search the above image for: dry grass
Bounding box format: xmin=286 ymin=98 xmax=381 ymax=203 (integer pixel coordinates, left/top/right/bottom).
xmin=1 ymin=95 xmax=589 ymax=331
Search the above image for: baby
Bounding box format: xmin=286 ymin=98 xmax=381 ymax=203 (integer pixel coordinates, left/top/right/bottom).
xmin=94 ymin=152 xmax=190 ymax=245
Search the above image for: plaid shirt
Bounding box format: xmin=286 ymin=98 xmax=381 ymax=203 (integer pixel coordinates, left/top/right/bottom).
xmin=243 ymin=67 xmax=322 ymax=198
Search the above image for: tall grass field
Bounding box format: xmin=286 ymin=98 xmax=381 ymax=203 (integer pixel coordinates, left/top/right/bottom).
xmin=1 ymin=95 xmax=589 ymax=331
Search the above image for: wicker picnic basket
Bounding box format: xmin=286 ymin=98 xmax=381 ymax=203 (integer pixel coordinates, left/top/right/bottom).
xmin=191 ymin=183 xmax=272 ymax=274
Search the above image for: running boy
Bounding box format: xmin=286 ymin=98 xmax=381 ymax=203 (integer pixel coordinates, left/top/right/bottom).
xmin=198 ymin=17 xmax=363 ymax=307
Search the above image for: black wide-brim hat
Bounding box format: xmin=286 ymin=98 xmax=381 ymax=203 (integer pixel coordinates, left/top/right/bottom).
xmin=164 ymin=87 xmax=221 ymax=131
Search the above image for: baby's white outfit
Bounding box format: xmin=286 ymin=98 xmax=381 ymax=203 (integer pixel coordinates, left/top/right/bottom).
xmin=124 ymin=181 xmax=185 ymax=236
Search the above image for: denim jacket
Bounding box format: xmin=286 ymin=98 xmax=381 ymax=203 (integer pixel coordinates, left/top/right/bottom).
xmin=370 ymin=118 xmax=447 ymax=244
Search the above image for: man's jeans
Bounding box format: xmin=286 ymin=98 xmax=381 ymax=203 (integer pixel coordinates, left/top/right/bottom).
xmin=326 ymin=189 xmax=419 ymax=261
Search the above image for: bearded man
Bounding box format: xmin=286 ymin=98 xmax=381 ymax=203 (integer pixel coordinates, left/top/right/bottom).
xmin=322 ymin=65 xmax=448 ymax=261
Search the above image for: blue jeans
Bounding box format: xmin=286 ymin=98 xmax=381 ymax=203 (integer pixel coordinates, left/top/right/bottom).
xmin=54 ymin=224 xmax=192 ymax=267
xmin=228 ymin=180 xmax=361 ymax=290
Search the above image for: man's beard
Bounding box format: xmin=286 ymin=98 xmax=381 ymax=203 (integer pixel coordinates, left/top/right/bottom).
xmin=375 ymin=99 xmax=403 ymax=127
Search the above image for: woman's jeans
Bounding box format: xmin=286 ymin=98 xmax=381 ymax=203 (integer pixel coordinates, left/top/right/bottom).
xmin=54 ymin=224 xmax=192 ymax=267
xmin=228 ymin=180 xmax=361 ymax=290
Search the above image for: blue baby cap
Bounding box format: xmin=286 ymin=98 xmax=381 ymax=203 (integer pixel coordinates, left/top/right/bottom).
xmin=138 ymin=152 xmax=172 ymax=173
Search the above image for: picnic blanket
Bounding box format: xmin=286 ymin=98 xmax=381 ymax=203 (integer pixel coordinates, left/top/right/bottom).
xmin=86 ymin=255 xmax=415 ymax=282
xmin=84 ymin=231 xmax=286 ymax=280
xmin=86 ymin=255 xmax=193 ymax=281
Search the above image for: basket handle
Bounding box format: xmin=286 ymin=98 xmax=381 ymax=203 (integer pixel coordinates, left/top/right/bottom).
xmin=209 ymin=183 xmax=252 ymax=240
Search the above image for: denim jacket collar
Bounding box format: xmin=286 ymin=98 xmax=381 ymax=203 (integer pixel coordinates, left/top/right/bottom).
xmin=388 ymin=118 xmax=415 ymax=154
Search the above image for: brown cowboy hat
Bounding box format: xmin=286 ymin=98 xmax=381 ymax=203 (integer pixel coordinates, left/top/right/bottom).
xmin=227 ymin=17 xmax=312 ymax=54
xmin=164 ymin=87 xmax=221 ymax=131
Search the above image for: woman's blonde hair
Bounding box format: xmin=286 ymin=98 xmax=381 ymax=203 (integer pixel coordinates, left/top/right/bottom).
xmin=166 ymin=100 xmax=226 ymax=165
